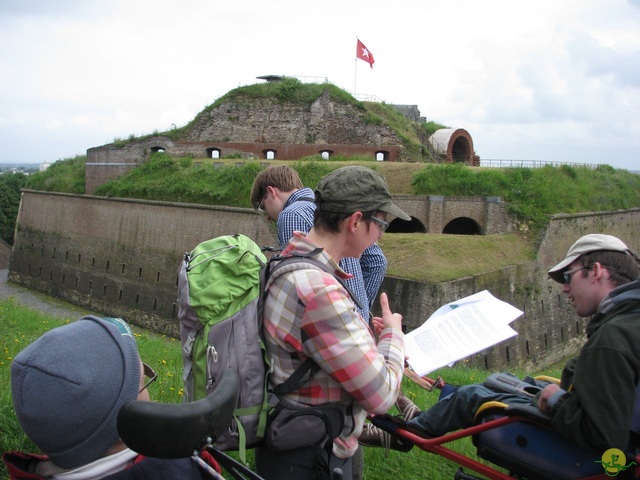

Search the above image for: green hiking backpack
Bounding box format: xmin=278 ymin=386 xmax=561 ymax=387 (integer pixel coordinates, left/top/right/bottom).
xmin=177 ymin=234 xmax=340 ymax=461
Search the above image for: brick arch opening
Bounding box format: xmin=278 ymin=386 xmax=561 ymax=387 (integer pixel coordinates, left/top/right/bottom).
xmin=207 ymin=147 xmax=221 ymax=159
xmin=386 ymin=217 xmax=425 ymax=233
xmin=451 ymin=135 xmax=471 ymax=163
xmin=443 ymin=217 xmax=482 ymax=235
xmin=263 ymin=149 xmax=276 ymax=160
xmin=376 ymin=150 xmax=390 ymax=162
xmin=428 ymin=128 xmax=480 ymax=166
xmin=320 ymin=149 xmax=333 ymax=160
xmin=150 ymin=146 xmax=165 ymax=154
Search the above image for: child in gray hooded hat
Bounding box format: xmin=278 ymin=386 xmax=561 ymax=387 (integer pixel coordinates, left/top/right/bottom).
xmin=3 ymin=316 xmax=221 ymax=480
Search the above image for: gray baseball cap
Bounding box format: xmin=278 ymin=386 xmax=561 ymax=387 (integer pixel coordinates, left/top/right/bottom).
xmin=315 ymin=166 xmax=411 ymax=221
xmin=547 ymin=234 xmax=632 ymax=283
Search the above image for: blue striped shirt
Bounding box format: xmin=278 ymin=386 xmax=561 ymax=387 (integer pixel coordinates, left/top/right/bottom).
xmin=276 ymin=188 xmax=388 ymax=321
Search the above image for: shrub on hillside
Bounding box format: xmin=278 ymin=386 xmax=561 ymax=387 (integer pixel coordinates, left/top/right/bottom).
xmin=25 ymin=155 xmax=86 ymax=194
xmin=412 ymin=163 xmax=640 ymax=233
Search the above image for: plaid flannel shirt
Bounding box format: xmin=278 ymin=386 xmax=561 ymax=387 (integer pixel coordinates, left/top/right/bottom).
xmin=264 ymin=232 xmax=405 ymax=458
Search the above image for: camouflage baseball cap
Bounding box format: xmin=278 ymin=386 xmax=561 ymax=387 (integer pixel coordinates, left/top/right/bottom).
xmin=315 ymin=166 xmax=411 ymax=221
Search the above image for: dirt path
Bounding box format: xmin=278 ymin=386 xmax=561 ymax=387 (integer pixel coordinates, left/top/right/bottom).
xmin=0 ymin=269 xmax=100 ymax=320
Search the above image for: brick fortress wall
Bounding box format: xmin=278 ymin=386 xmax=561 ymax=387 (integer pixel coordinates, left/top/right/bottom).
xmin=10 ymin=191 xmax=277 ymax=337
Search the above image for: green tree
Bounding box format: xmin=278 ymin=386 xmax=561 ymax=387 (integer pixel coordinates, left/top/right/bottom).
xmin=0 ymin=173 xmax=27 ymax=245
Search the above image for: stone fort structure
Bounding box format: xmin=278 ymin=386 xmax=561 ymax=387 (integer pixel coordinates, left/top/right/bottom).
xmin=85 ymin=82 xmax=480 ymax=195
xmin=9 ymin=189 xmax=640 ymax=371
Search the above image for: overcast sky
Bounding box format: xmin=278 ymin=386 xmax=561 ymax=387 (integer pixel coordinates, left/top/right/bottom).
xmin=1 ymin=0 xmax=639 ymax=171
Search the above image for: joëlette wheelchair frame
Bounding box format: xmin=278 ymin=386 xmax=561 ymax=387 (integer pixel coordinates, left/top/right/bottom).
xmin=371 ymin=372 xmax=640 ymax=480
xmin=117 ymin=370 xmax=348 ymax=480
xmin=117 ymin=371 xmax=264 ymax=480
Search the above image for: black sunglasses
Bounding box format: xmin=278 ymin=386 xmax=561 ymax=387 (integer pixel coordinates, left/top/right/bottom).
xmin=140 ymin=362 xmax=158 ymax=393
xmin=562 ymin=264 xmax=593 ymax=284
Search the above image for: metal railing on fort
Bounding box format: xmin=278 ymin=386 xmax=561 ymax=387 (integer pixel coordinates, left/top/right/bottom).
xmin=353 ymin=93 xmax=383 ymax=103
xmin=480 ymin=158 xmax=602 ymax=169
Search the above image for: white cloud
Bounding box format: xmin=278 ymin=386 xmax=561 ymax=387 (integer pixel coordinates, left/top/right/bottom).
xmin=0 ymin=0 xmax=638 ymax=170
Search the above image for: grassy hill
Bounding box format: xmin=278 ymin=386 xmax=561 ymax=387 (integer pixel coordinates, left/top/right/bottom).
xmin=107 ymin=79 xmax=448 ymax=162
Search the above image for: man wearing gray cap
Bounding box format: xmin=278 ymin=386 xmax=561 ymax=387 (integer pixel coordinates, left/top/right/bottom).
xmin=254 ymin=166 xmax=410 ymax=479
xmin=3 ymin=316 xmax=222 ymax=479
xmin=537 ymin=234 xmax=640 ymax=450
xmin=379 ymin=233 xmax=640 ymax=454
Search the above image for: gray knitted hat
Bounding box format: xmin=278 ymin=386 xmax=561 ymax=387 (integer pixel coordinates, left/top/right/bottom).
xmin=11 ymin=316 xmax=141 ymax=469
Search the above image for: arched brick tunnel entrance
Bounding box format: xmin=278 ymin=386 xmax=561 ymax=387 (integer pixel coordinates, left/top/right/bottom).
xmin=443 ymin=217 xmax=482 ymax=235
xmin=428 ymin=128 xmax=480 ymax=166
xmin=451 ymin=135 xmax=471 ymax=162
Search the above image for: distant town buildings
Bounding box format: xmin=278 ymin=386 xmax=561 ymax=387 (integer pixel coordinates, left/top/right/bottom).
xmin=0 ymin=163 xmax=45 ymax=175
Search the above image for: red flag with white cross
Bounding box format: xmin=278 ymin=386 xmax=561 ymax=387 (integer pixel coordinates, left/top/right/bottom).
xmin=356 ymin=39 xmax=375 ymax=68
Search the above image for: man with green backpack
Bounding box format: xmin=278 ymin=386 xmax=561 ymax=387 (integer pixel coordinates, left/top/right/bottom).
xmin=250 ymin=165 xmax=415 ymax=477
xmin=255 ymin=166 xmax=410 ymax=479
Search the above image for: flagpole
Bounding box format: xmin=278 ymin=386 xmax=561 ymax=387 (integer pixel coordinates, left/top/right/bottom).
xmin=354 ymin=37 xmax=358 ymax=97
xmin=354 ymin=57 xmax=358 ymax=97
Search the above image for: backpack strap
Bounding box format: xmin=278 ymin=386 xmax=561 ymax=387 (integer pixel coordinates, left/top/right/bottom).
xmin=272 ymin=358 xmax=320 ymax=396
xmin=264 ymin=248 xmax=362 ymax=400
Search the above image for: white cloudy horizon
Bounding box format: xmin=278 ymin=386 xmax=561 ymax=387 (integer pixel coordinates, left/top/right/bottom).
xmin=1 ymin=0 xmax=639 ymax=171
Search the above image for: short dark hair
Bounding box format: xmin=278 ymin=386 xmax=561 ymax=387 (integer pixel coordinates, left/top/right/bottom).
xmin=249 ymin=166 xmax=303 ymax=209
xmin=313 ymin=207 xmax=377 ymax=233
xmin=578 ymin=250 xmax=640 ymax=287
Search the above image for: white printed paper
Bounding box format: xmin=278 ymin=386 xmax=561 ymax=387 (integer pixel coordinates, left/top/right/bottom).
xmin=405 ymin=290 xmax=522 ymax=376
